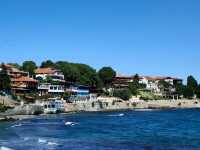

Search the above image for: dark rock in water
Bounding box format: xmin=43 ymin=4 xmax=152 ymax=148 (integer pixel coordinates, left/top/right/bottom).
xmin=0 ymin=116 xmax=18 ymax=122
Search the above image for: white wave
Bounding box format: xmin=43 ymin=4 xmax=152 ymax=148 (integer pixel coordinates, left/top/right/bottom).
xmin=11 ymin=123 xmax=22 ymax=128
xmin=47 ymin=142 xmax=58 ymax=146
xmin=38 ymin=138 xmax=47 ymax=144
xmin=108 ymin=113 xmax=125 ymax=117
xmin=65 ymin=121 xmax=78 ymax=126
xmin=0 ymin=146 xmax=14 ymax=150
xmin=23 ymin=137 xmax=30 ymax=141
xmin=134 ymin=109 xmax=156 ymax=111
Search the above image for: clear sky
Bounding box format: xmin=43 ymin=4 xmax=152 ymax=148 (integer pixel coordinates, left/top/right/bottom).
xmin=0 ymin=0 xmax=200 ymax=81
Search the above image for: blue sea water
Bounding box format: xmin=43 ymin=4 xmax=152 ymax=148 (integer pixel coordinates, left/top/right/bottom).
xmin=1 ymin=109 xmax=200 ymax=150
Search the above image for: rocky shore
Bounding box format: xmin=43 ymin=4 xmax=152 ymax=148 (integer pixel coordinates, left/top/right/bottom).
xmin=64 ymin=98 xmax=200 ymax=112
xmin=1 ymin=98 xmax=200 ymax=121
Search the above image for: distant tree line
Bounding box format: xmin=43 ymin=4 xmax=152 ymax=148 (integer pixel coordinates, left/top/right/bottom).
xmin=0 ymin=60 xmax=117 ymax=91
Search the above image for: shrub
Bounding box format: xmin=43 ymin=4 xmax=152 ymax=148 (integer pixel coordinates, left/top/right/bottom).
xmin=62 ymin=92 xmax=71 ymax=100
xmin=113 ymin=88 xmax=132 ymax=101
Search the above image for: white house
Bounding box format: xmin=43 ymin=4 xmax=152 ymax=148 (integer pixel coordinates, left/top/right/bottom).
xmin=38 ymin=83 xmax=65 ymax=95
xmin=35 ymin=68 xmax=65 ymax=96
xmin=35 ymin=67 xmax=65 ymax=82
xmin=139 ymin=76 xmax=183 ymax=94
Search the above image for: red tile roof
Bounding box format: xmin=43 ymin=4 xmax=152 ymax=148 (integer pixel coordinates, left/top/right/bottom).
xmin=14 ymin=76 xmax=38 ymax=83
xmin=142 ymin=76 xmax=182 ymax=81
xmin=1 ymin=64 xmax=27 ymax=74
xmin=35 ymin=68 xmax=56 ymax=74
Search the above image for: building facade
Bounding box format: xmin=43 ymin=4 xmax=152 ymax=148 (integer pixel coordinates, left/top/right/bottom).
xmin=0 ymin=64 xmax=38 ymax=93
xmin=35 ymin=68 xmax=65 ymax=96
xmin=35 ymin=67 xmax=65 ymax=82
xmin=139 ymin=76 xmax=183 ymax=95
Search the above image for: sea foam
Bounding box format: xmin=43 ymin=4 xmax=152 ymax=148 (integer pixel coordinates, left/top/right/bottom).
xmin=47 ymin=142 xmax=58 ymax=146
xmin=65 ymin=121 xmax=78 ymax=126
xmin=11 ymin=123 xmax=22 ymax=128
xmin=108 ymin=113 xmax=124 ymax=117
xmin=38 ymin=138 xmax=47 ymax=144
xmin=0 ymin=146 xmax=14 ymax=150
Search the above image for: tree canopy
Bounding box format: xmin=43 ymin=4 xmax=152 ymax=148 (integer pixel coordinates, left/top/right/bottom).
xmin=183 ymin=86 xmax=194 ymax=99
xmin=41 ymin=60 xmax=55 ymax=68
xmin=158 ymin=80 xmax=172 ymax=89
xmin=55 ymin=61 xmax=102 ymax=88
xmin=113 ymin=88 xmax=132 ymax=100
xmin=98 ymin=67 xmax=116 ymax=87
xmin=0 ymin=64 xmax=11 ymax=91
xmin=187 ymin=75 xmax=198 ymax=92
xmin=22 ymin=61 xmax=37 ymax=76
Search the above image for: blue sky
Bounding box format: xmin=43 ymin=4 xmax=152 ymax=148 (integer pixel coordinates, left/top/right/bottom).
xmin=0 ymin=0 xmax=200 ymax=81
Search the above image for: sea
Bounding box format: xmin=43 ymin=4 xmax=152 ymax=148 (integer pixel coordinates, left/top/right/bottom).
xmin=0 ymin=109 xmax=200 ymax=150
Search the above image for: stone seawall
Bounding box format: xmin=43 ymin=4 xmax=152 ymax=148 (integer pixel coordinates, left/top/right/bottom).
xmin=64 ymin=99 xmax=200 ymax=112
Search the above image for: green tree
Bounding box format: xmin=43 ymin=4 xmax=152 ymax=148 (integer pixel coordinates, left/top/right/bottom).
xmin=158 ymin=80 xmax=171 ymax=89
xmin=41 ymin=60 xmax=55 ymax=68
xmin=98 ymin=67 xmax=116 ymax=87
xmin=46 ymin=76 xmax=53 ymax=83
xmin=183 ymin=87 xmax=194 ymax=99
xmin=196 ymin=84 xmax=200 ymax=98
xmin=55 ymin=61 xmax=102 ymax=89
xmin=113 ymin=88 xmax=132 ymax=100
xmin=62 ymin=92 xmax=71 ymax=100
xmin=175 ymin=84 xmax=185 ymax=96
xmin=0 ymin=64 xmax=11 ymax=91
xmin=187 ymin=75 xmax=198 ymax=92
xmin=36 ymin=76 xmax=44 ymax=83
xmin=55 ymin=61 xmax=80 ymax=83
xmin=128 ymin=74 xmax=145 ymax=95
xmin=22 ymin=61 xmax=37 ymax=76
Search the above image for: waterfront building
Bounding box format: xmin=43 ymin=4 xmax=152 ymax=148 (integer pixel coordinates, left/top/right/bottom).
xmin=0 ymin=64 xmax=37 ymax=94
xmin=35 ymin=98 xmax=65 ymax=114
xmin=139 ymin=76 xmax=183 ymax=96
xmin=112 ymin=72 xmax=183 ymax=97
xmin=112 ymin=73 xmax=135 ymax=88
xmin=38 ymin=83 xmax=65 ymax=96
xmin=66 ymin=84 xmax=90 ymax=96
xmin=0 ymin=64 xmax=28 ymax=79
xmin=66 ymin=84 xmax=97 ymax=102
xmin=35 ymin=67 xmax=65 ymax=96
xmin=11 ymin=76 xmax=38 ymax=93
xmin=35 ymin=67 xmax=65 ymax=82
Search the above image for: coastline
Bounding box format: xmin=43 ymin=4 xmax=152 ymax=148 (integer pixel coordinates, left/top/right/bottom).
xmin=1 ymin=99 xmax=200 ymax=121
xmin=64 ymin=98 xmax=200 ymax=112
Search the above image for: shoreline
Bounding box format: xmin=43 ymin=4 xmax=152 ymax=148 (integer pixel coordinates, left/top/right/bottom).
xmin=1 ymin=107 xmax=199 ymax=122
xmin=1 ymin=99 xmax=200 ymax=121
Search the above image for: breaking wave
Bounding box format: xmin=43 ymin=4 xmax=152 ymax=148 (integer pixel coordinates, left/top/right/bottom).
xmin=108 ymin=113 xmax=124 ymax=117
xmin=0 ymin=146 xmax=14 ymax=150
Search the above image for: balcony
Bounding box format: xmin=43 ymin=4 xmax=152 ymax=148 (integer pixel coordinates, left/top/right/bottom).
xmin=38 ymin=83 xmax=64 ymax=93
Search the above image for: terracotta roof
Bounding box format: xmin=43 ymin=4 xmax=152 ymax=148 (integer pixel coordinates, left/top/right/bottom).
xmin=116 ymin=73 xmax=134 ymax=79
xmin=14 ymin=76 xmax=38 ymax=83
xmin=35 ymin=68 xmax=57 ymax=74
xmin=142 ymin=76 xmax=182 ymax=81
xmin=1 ymin=64 xmax=27 ymax=74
